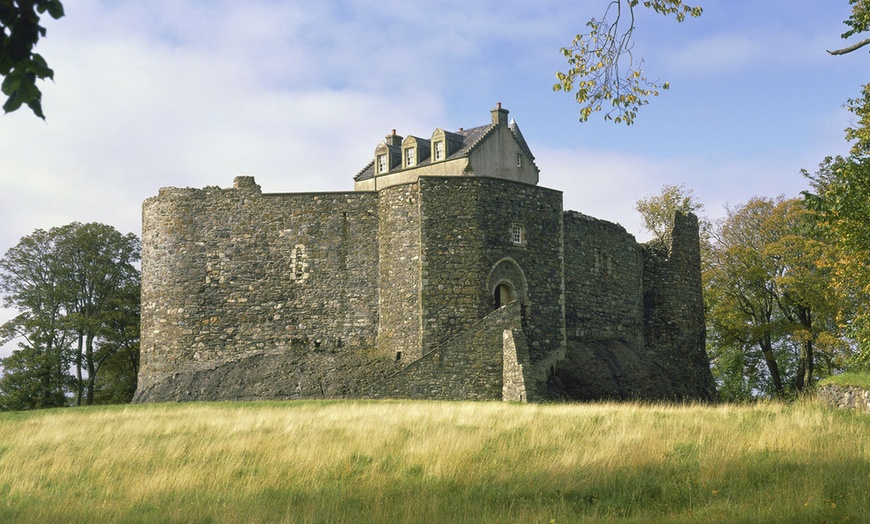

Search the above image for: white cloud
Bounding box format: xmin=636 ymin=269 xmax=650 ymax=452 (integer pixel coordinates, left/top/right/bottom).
xmin=1 ymin=0 xmax=864 ymax=363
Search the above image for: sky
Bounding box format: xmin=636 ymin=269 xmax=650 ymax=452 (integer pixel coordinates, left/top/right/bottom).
xmin=0 ymin=0 xmax=867 ymax=359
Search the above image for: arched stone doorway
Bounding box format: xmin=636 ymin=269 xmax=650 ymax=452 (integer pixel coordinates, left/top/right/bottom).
xmin=487 ymin=258 xmax=528 ymax=312
xmin=494 ymin=282 xmax=516 ymax=308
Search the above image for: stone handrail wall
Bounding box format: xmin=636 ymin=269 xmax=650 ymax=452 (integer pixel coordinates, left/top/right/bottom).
xmin=817 ymin=384 xmax=870 ymax=412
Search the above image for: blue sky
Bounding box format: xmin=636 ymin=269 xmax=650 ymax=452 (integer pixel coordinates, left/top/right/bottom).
xmin=0 ymin=0 xmax=867 ymax=358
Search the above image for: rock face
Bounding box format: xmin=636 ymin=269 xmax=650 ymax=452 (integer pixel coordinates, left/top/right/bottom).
xmin=135 ymin=107 xmax=716 ymax=403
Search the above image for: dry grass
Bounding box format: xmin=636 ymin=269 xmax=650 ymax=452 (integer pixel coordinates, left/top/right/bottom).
xmin=1 ymin=399 xmax=869 ymax=522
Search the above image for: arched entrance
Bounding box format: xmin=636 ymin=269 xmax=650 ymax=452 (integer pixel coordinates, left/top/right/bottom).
xmin=487 ymin=258 xmax=528 ymax=312
xmin=494 ymin=282 xmax=516 ymax=308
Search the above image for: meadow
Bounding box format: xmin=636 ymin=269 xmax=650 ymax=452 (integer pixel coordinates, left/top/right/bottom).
xmin=0 ymin=399 xmax=868 ymax=523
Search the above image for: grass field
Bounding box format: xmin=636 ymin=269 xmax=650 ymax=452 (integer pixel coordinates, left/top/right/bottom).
xmin=820 ymin=371 xmax=870 ymax=389
xmin=1 ymin=399 xmax=869 ymax=523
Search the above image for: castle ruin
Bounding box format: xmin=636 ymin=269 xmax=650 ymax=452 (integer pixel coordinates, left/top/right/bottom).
xmin=134 ymin=105 xmax=716 ymax=403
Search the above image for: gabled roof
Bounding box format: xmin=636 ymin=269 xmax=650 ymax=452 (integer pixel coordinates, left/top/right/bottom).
xmin=509 ymin=119 xmax=534 ymax=161
xmin=354 ymin=111 xmax=536 ymax=182
xmin=354 ymin=124 xmax=497 ymax=182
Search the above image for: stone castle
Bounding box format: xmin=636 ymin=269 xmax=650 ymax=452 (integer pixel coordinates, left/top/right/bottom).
xmin=134 ymin=104 xmax=716 ymax=403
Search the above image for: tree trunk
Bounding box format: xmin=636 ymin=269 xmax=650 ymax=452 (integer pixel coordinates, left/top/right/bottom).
xmin=75 ymin=331 xmax=84 ymax=407
xmin=86 ymin=333 xmax=96 ymax=406
xmin=760 ymin=338 xmax=784 ymax=398
xmin=796 ymin=344 xmax=808 ymax=391
xmin=794 ymin=308 xmax=815 ymax=393
xmin=803 ymin=339 xmax=814 ymax=390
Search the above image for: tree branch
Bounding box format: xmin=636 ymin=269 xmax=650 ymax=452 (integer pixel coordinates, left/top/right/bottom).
xmin=828 ymin=37 xmax=870 ymax=55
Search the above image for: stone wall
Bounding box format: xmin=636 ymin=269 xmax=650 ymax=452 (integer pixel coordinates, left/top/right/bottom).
xmin=642 ymin=212 xmax=717 ymax=400
xmin=817 ymin=384 xmax=870 ymax=412
xmin=548 ymin=210 xmax=715 ymax=401
xmin=371 ymin=300 xmax=529 ymax=400
xmin=136 ymin=178 xmax=386 ymax=401
xmin=562 ymin=212 xmax=644 ymax=348
xmin=136 ymin=174 xmax=715 ymax=403
xmin=376 ymin=182 xmax=422 ymax=361
xmin=418 ymin=176 xmax=565 ymax=370
xmin=502 ymin=327 xmax=532 ymax=402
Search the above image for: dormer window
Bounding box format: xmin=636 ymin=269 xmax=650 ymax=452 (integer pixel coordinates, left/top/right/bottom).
xmin=405 ymin=148 xmax=415 ymax=168
xmin=516 ymin=153 xmax=523 ymax=168
xmin=434 ymin=141 xmax=444 ymax=161
xmin=430 ymin=129 xmax=460 ymax=162
xmin=377 ymin=154 xmax=388 ymax=174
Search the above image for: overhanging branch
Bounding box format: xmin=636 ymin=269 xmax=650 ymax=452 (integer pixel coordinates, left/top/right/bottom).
xmin=828 ymin=37 xmax=870 ymax=55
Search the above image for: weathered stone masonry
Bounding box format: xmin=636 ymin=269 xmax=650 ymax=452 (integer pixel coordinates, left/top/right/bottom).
xmin=135 ymin=105 xmax=716 ymax=403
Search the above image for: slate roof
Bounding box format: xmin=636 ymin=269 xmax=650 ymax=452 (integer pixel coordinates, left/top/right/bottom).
xmin=353 ymin=120 xmax=530 ymax=182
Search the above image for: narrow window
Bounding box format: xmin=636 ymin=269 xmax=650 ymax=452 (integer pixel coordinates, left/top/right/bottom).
xmin=377 ymin=154 xmax=388 ymax=174
xmin=434 ymin=141 xmax=444 ymax=161
xmin=405 ymin=148 xmax=415 ymax=167
xmin=516 ymin=153 xmax=523 ymax=167
xmin=511 ymin=224 xmax=525 ymax=245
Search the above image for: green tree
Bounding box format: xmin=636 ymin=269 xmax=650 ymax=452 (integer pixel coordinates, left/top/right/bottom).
xmin=635 ymin=183 xmax=704 ymax=240
xmin=828 ymin=0 xmax=870 ymax=56
xmin=554 ymin=0 xmax=702 ymax=125
xmin=764 ymin=200 xmax=845 ymax=390
xmin=804 ymin=156 xmax=870 ymax=364
xmin=0 ymin=0 xmax=65 ymax=118
xmin=704 ymin=197 xmax=844 ymax=399
xmin=706 ymin=198 xmax=787 ymax=398
xmin=0 ymin=227 xmax=73 ymax=408
xmin=91 ymin=278 xmax=140 ymax=404
xmin=58 ymin=223 xmax=140 ymax=406
xmin=0 ymin=223 xmax=140 ymax=409
xmin=799 ymin=0 xmax=870 ymax=364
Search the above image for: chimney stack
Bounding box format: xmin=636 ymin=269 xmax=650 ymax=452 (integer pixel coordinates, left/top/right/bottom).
xmin=491 ymin=102 xmax=509 ymax=126
xmin=385 ymin=129 xmax=403 ymax=147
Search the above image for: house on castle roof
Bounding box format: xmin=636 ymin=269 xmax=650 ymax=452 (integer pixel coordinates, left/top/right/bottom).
xmin=354 ymin=103 xmax=539 ymax=191
xmin=134 ymin=103 xmax=717 ymax=404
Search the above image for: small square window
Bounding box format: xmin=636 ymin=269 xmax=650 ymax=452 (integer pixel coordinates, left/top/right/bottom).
xmin=434 ymin=141 xmax=444 ymax=161
xmin=516 ymin=153 xmax=523 ymax=167
xmin=377 ymin=154 xmax=387 ymax=174
xmin=511 ymin=224 xmax=525 ymax=244
xmin=405 ymin=148 xmax=415 ymax=167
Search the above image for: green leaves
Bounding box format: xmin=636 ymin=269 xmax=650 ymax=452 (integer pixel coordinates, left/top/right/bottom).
xmin=554 ymin=0 xmax=701 ymax=125
xmin=803 ymin=155 xmax=870 ymax=363
xmin=0 ymin=222 xmax=141 ymax=409
xmin=635 ymin=183 xmax=704 ymax=240
xmin=0 ymin=0 xmax=65 ymax=119
xmin=829 ymin=0 xmax=870 ymax=55
xmin=841 ymin=0 xmax=870 ymax=40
